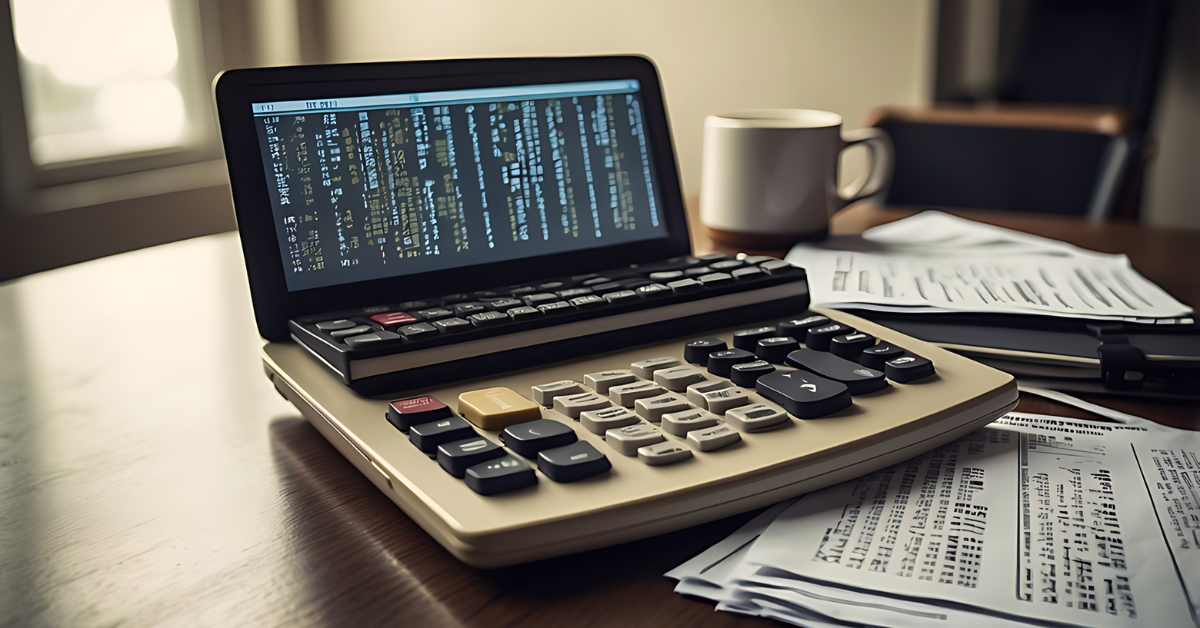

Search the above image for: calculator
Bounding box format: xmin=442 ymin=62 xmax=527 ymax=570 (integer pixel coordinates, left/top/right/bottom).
xmin=216 ymin=56 xmax=1017 ymax=567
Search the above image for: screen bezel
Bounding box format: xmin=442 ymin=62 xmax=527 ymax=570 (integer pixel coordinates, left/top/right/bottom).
xmin=215 ymin=56 xmax=691 ymax=342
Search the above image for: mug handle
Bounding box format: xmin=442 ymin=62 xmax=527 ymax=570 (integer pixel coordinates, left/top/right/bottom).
xmin=836 ymin=127 xmax=893 ymax=210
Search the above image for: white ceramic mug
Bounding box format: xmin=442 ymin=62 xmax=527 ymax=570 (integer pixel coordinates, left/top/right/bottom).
xmin=699 ymin=109 xmax=892 ymax=248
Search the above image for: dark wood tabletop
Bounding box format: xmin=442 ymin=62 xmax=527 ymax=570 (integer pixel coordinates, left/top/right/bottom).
xmin=1 ymin=205 xmax=1196 ymax=627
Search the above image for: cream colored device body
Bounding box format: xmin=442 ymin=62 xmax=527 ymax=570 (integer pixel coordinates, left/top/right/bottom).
xmin=263 ymin=308 xmax=1016 ymax=567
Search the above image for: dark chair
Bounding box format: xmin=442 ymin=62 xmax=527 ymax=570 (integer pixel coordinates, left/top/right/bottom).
xmin=873 ymin=0 xmax=1172 ymax=220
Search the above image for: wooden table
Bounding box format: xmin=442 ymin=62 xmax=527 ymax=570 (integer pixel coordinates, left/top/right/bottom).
xmin=1 ymin=206 xmax=1196 ymax=627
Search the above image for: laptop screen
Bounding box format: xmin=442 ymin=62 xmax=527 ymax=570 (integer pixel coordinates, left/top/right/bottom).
xmin=252 ymin=79 xmax=670 ymax=292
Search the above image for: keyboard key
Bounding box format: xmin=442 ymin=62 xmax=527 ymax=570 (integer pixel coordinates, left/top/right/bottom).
xmin=706 ymin=349 xmax=757 ymax=378
xmin=730 ymin=360 xmax=776 ymax=387
xmin=732 ymin=326 xmax=777 ymax=351
xmin=472 ymin=290 xmax=504 ymax=300
xmin=589 ymin=282 xmax=625 ymax=295
xmin=634 ymin=393 xmax=690 ymax=422
xmin=409 ymin=416 xmax=476 ymax=454
xmin=805 ymin=323 xmax=853 ymax=351
xmin=731 ymin=267 xmax=764 ymax=280
xmin=860 ymin=343 xmax=906 ymax=370
xmin=416 ymin=307 xmax=455 ymax=321
xmin=538 ymin=301 xmax=573 ymax=315
xmin=432 ymin=317 xmax=472 ymax=334
xmin=531 ymin=380 xmax=586 ymax=406
xmin=605 ymin=422 xmax=665 ymax=456
xmin=501 ymin=419 xmax=578 ymax=457
xmin=458 ymin=387 xmax=542 ymax=429
xmin=684 ymin=337 xmax=727 ymax=365
xmin=523 ymin=293 xmax=559 ymax=307
xmin=756 ymin=370 xmax=852 ymax=419
xmin=631 ymin=357 xmax=680 ymax=378
xmin=638 ymin=441 xmax=694 ymax=466
xmin=468 ymin=311 xmax=510 ymax=327
xmin=453 ymin=303 xmax=488 ymax=317
xmin=538 ymin=441 xmax=611 ymax=482
xmin=509 ymin=286 xmax=536 ymax=298
xmin=387 ymin=395 xmax=452 ymax=432
xmin=580 ymin=406 xmax=640 ymax=434
xmin=785 ymin=348 xmax=888 ymax=395
xmin=315 ymin=319 xmax=357 ymax=331
xmin=709 ymin=259 xmax=745 ymax=272
xmin=635 ymin=283 xmax=671 ymax=298
xmin=584 ymin=369 xmax=638 ymax=394
xmin=464 ymin=454 xmax=537 ymax=495
xmin=553 ymin=391 xmax=612 ymax=419
xmin=653 ymin=365 xmax=708 ymax=392
xmin=661 ymin=408 xmax=719 ymax=436
xmin=885 ymin=355 xmax=935 ymax=383
xmin=648 ymin=270 xmax=684 ymax=282
xmin=760 ymin=260 xmax=796 ymax=275
xmin=697 ymin=272 xmax=734 ymax=287
xmin=330 ymin=324 xmax=374 ymax=339
xmin=668 ymin=278 xmax=703 ymax=294
xmin=725 ymin=402 xmax=789 ymax=432
xmin=507 ymin=305 xmax=542 ymax=321
xmin=556 ymin=287 xmax=594 ymax=299
xmin=397 ymin=322 xmax=438 ymax=340
xmin=569 ymin=294 xmax=606 ymax=310
xmin=343 ymin=331 xmax=403 ymax=349
xmin=609 ymin=381 xmax=666 ymax=407
xmin=696 ymin=252 xmax=731 ymax=263
xmin=397 ymin=300 xmax=433 ymax=310
xmin=741 ymin=255 xmax=776 ymax=265
xmin=687 ymin=379 xmax=733 ymax=406
xmin=369 ymin=312 xmax=418 ymax=330
xmin=686 ymin=424 xmax=741 ymax=451
xmin=755 ymin=337 xmax=800 ymax=363
xmin=438 ymin=437 xmax=505 ymax=477
xmin=776 ymin=314 xmax=829 ymax=338
xmin=582 ymin=277 xmax=612 ymax=287
xmin=440 ymin=293 xmax=470 ymax=304
xmin=684 ymin=266 xmax=713 ymax=277
xmin=603 ymin=290 xmax=639 ymax=304
xmin=830 ymin=333 xmax=876 ymax=360
xmin=486 ymin=297 xmax=523 ymax=311
xmin=538 ymin=282 xmax=565 ymax=292
xmin=701 ymin=387 xmax=751 ymax=414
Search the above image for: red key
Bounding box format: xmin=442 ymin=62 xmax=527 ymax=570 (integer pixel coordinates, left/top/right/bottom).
xmin=370 ymin=311 xmax=418 ymax=330
xmin=387 ymin=395 xmax=453 ymax=431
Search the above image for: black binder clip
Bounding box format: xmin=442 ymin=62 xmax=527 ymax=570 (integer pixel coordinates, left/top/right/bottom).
xmin=1097 ymin=340 xmax=1147 ymax=391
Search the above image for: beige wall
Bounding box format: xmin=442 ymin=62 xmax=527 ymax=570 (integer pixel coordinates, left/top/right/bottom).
xmin=1143 ymin=0 xmax=1200 ymax=230
xmin=324 ymin=0 xmax=934 ymax=197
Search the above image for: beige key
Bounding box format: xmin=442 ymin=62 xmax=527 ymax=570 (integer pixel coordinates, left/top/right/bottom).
xmin=653 ymin=365 xmax=707 ymax=392
xmin=725 ymin=402 xmax=789 ymax=432
xmin=580 ymin=406 xmax=640 ymax=434
xmin=531 ymin=380 xmax=585 ymax=406
xmin=687 ymin=424 xmax=742 ymax=451
xmin=553 ymin=391 xmax=612 ymax=419
xmin=661 ymin=408 xmax=720 ymax=436
xmin=584 ymin=369 xmax=638 ymax=395
xmin=457 ymin=387 xmax=542 ymax=430
xmin=608 ymin=380 xmax=666 ymax=407
xmin=634 ymin=393 xmax=690 ymax=422
xmin=637 ymin=441 xmax=694 ymax=466
xmin=605 ymin=422 xmax=665 ymax=456
xmin=687 ymin=379 xmax=733 ymax=408
xmin=630 ymin=357 xmax=680 ymax=379
xmin=702 ymin=387 xmax=751 ymax=414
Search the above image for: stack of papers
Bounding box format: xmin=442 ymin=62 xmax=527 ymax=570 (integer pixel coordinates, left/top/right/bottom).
xmin=668 ymin=413 xmax=1200 ymax=628
xmin=785 ymin=212 xmax=1193 ymax=322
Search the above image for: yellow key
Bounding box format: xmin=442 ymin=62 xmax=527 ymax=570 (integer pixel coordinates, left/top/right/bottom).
xmin=457 ymin=387 xmax=542 ymax=430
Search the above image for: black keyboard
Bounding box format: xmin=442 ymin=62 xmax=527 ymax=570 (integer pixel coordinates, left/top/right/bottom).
xmin=289 ymin=253 xmax=810 ymax=394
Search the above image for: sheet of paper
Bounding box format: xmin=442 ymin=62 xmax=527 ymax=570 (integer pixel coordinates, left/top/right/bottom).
xmin=785 ymin=211 xmax=1193 ymax=321
xmin=1134 ymin=442 xmax=1200 ymax=613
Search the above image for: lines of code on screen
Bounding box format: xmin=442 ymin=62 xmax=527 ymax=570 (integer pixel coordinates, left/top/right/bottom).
xmin=255 ymin=87 xmax=667 ymax=292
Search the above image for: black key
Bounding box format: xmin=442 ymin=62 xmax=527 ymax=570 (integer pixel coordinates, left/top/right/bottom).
xmin=806 ymin=323 xmax=853 ymax=351
xmin=441 ymin=293 xmax=470 ymax=304
xmin=486 ymin=297 xmax=523 ymax=311
xmin=468 ymin=311 xmax=510 ymax=327
xmin=731 ymin=267 xmax=764 ymax=280
xmin=570 ymin=273 xmax=600 ymax=285
xmin=397 ymin=300 xmax=433 ymax=310
xmin=620 ymin=278 xmax=654 ymax=290
xmin=582 ymin=277 xmax=611 ymax=287
xmin=343 ymin=331 xmax=403 ymax=349
xmin=416 ymin=307 xmax=455 ymax=321
xmin=509 ymin=286 xmax=536 ymax=298
xmin=603 ymin=290 xmax=638 ymax=304
xmin=668 ymin=278 xmax=703 ymax=294
xmin=635 ymin=283 xmax=671 ymax=298
xmin=649 ymin=270 xmax=684 ymax=282
xmin=696 ymin=253 xmax=731 ymax=263
xmin=860 ymin=343 xmax=906 ymax=369
xmin=742 ymin=255 xmax=776 ymax=265
xmin=731 ymin=360 xmax=776 ymax=387
xmin=684 ymin=266 xmax=713 ymax=277
xmin=885 ymin=355 xmax=935 ymax=383
xmin=697 ymin=272 xmax=734 ymax=287
xmin=830 ymin=333 xmax=876 ymax=360
xmin=776 ymin=314 xmax=830 ymax=338
xmin=437 ymin=437 xmax=505 ymax=478
xmin=684 ymin=337 xmax=727 ymax=365
xmin=465 ymin=454 xmax=537 ymax=496
xmin=432 ymin=317 xmax=472 ymax=334
xmin=398 ymin=322 xmax=438 ymax=340
xmin=706 ymin=348 xmax=757 ymax=378
xmin=537 ymin=441 xmax=611 ymax=483
xmin=538 ymin=281 xmax=565 ymax=292
xmin=501 ymin=419 xmax=578 ymax=458
xmin=330 ymin=324 xmax=373 ymax=339
xmin=785 ymin=348 xmax=887 ymax=395
xmin=315 ymin=319 xmax=357 ymax=331
xmin=709 ymin=259 xmax=745 ymax=271
xmin=732 ymin=326 xmax=777 ymax=351
xmin=507 ymin=305 xmax=542 ymax=321
xmin=756 ymin=370 xmax=852 ymax=419
xmin=570 ymin=295 xmax=607 ymax=310
xmin=523 ymin=293 xmax=559 ymax=307
xmin=760 ymin=260 xmax=796 ymax=275
xmin=556 ymin=287 xmax=593 ymax=299
xmin=538 ymin=301 xmax=573 ymax=315
xmin=589 ymin=282 xmax=625 ymax=295
xmin=472 ymin=291 xmax=503 ymax=299
xmin=756 ymin=336 xmax=800 ymax=363
xmin=386 ymin=395 xmax=453 ymax=432
xmin=409 ymin=415 xmax=476 ymax=454
xmin=453 ymin=302 xmax=488 ymax=317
